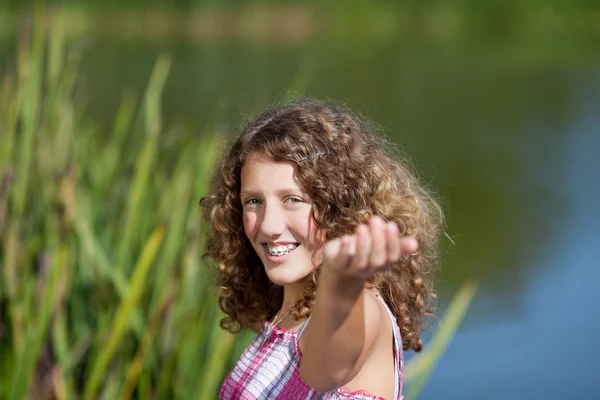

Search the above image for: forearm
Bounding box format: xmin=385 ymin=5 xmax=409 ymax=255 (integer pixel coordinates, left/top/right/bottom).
xmin=300 ymin=218 xmax=411 ymax=391
xmin=300 ymin=268 xmax=368 ymax=391
xmin=314 ymin=267 xmax=364 ymax=327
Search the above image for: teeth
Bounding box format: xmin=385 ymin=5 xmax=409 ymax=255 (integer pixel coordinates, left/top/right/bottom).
xmin=266 ymin=244 xmax=298 ymax=256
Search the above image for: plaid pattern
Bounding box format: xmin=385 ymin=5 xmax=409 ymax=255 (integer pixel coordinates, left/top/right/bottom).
xmin=220 ymin=292 xmax=404 ymax=400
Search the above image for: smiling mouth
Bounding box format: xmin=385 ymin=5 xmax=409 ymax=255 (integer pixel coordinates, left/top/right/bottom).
xmin=264 ymin=243 xmax=299 ymax=256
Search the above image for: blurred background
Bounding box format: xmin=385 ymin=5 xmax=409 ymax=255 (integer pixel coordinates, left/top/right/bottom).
xmin=0 ymin=1 xmax=599 ymax=399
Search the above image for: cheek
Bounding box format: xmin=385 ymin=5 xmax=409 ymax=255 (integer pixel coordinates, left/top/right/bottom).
xmin=305 ymin=214 xmax=325 ymax=248
xmin=243 ymin=212 xmax=258 ymax=239
xmin=303 ymin=214 xmax=326 ymax=265
xmin=311 ymin=247 xmax=324 ymax=267
xmin=308 ymin=218 xmax=326 ymax=266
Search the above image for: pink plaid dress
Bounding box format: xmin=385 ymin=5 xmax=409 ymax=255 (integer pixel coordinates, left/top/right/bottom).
xmin=219 ymin=291 xmax=404 ymax=400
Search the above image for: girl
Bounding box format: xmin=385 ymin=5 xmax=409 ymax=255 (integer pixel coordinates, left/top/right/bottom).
xmin=200 ymin=99 xmax=443 ymax=399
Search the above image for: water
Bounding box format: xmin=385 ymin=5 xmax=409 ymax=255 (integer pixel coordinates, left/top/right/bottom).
xmin=3 ymin=30 xmax=599 ymax=399
xmin=418 ymin=71 xmax=600 ymax=399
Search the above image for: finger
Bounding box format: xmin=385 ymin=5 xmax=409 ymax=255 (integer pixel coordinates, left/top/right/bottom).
xmin=399 ymin=236 xmax=419 ymax=255
xmin=368 ymin=216 xmax=387 ymax=268
xmin=350 ymin=224 xmax=371 ymax=271
xmin=323 ymin=238 xmax=342 ymax=261
xmin=335 ymin=235 xmax=355 ymax=269
xmin=324 ymin=236 xmax=356 ymax=270
xmin=386 ymin=222 xmax=402 ymax=263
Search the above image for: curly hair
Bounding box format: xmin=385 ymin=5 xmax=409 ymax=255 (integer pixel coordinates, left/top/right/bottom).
xmin=200 ymin=98 xmax=444 ymax=352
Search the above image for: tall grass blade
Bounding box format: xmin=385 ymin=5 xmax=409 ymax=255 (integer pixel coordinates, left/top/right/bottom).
xmin=120 ymin=284 xmax=174 ymax=399
xmin=404 ymin=279 xmax=478 ymax=400
xmin=11 ymin=5 xmax=43 ymax=220
xmin=0 ymin=75 xmax=18 ymax=193
xmin=9 ymin=246 xmax=69 ymax=400
xmin=83 ymin=226 xmax=165 ymax=400
xmin=196 ymin=317 xmax=236 ymax=400
xmin=2 ymin=223 xmax=21 ymax=352
xmin=116 ymin=55 xmax=171 ymax=274
xmin=74 ymin=198 xmax=147 ymax=339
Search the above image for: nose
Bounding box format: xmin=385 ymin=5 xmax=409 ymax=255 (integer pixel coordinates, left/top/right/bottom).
xmin=259 ymin=203 xmax=285 ymax=238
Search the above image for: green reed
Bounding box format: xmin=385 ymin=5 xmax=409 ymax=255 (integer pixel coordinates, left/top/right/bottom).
xmin=0 ymin=7 xmax=226 ymax=399
xmin=0 ymin=7 xmax=475 ymax=399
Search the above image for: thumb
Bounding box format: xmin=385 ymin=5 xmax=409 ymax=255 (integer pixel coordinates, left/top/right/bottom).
xmin=323 ymin=236 xmax=356 ymax=269
xmin=324 ymin=238 xmax=342 ymax=260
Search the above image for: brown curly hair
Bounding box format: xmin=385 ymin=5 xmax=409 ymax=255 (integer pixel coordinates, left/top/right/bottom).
xmin=200 ymin=98 xmax=443 ymax=352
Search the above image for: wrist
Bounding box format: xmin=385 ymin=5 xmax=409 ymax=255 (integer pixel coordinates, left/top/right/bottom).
xmin=318 ymin=266 xmax=365 ymax=309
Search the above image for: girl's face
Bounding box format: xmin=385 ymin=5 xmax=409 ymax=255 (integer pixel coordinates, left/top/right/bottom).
xmin=240 ymin=152 xmax=324 ymax=286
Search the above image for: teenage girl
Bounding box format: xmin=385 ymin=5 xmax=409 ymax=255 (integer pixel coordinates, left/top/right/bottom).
xmin=200 ymin=98 xmax=443 ymax=399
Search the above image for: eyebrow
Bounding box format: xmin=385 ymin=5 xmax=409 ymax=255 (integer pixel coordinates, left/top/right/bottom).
xmin=240 ymin=188 xmax=306 ymax=198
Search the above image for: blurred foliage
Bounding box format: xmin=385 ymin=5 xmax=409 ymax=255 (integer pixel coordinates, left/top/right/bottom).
xmin=0 ymin=0 xmax=599 ymax=45
xmin=1 ymin=0 xmax=598 ymax=7
xmin=0 ymin=8 xmax=230 ymax=398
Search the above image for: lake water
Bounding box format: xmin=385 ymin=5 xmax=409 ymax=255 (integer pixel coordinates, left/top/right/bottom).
xmin=3 ymin=28 xmax=598 ymax=398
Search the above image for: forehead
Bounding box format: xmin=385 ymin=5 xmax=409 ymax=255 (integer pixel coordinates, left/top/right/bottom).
xmin=240 ymin=152 xmax=302 ymax=189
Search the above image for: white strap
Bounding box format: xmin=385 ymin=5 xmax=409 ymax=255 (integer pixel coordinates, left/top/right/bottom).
xmin=369 ymin=290 xmax=401 ymax=400
xmin=297 ymin=315 xmax=311 ymax=338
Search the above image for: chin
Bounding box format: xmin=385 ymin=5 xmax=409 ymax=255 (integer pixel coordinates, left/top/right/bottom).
xmin=264 ymin=265 xmax=313 ymax=286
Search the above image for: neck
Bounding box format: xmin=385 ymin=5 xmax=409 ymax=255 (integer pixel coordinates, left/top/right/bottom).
xmin=279 ymin=281 xmax=306 ymax=316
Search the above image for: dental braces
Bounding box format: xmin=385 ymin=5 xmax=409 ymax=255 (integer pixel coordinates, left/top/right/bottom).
xmin=267 ymin=244 xmax=297 ymax=256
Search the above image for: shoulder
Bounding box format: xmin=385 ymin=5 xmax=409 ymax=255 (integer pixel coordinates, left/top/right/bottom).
xmin=297 ymin=287 xmax=394 ymax=392
xmin=305 ymin=288 xmax=388 ymax=353
xmin=361 ymin=289 xmax=388 ymax=343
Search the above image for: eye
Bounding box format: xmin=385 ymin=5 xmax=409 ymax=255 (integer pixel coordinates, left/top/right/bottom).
xmin=243 ymin=198 xmax=261 ymax=206
xmin=285 ymin=196 xmax=303 ymax=205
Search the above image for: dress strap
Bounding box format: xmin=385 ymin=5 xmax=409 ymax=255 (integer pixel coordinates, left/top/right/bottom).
xmin=297 ymin=316 xmax=311 ymax=338
xmin=368 ymin=289 xmax=403 ymax=400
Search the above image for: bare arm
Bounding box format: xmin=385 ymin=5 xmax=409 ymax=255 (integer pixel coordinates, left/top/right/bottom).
xmin=299 ymin=216 xmax=418 ymax=392
xmin=299 ymin=269 xmax=383 ymax=392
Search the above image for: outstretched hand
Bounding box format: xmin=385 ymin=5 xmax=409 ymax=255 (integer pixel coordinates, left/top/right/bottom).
xmin=323 ymin=216 xmax=418 ymax=279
